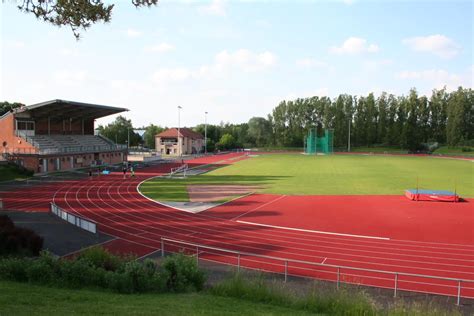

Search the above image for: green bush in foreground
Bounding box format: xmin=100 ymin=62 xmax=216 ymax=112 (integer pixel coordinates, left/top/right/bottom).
xmin=0 ymin=247 xmax=206 ymax=294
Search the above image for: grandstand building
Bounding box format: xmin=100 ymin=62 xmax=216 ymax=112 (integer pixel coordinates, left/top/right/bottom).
xmin=155 ymin=128 xmax=204 ymax=155
xmin=0 ymin=100 xmax=128 ymax=173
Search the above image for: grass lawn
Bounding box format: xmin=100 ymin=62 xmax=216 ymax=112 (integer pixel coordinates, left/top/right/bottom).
xmin=349 ymin=147 xmax=409 ymax=154
xmin=0 ymin=281 xmax=316 ymax=316
xmin=140 ymin=154 xmax=474 ymax=200
xmin=432 ymin=146 xmax=474 ymax=156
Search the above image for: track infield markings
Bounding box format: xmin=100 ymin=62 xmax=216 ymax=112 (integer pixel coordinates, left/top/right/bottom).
xmin=230 ymin=195 xmax=287 ymax=221
xmin=235 ymin=220 xmax=391 ymax=240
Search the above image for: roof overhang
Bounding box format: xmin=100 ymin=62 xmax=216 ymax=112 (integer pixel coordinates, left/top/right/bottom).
xmin=16 ymin=99 xmax=128 ymax=120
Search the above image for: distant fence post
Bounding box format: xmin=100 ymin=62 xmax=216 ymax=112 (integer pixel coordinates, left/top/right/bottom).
xmin=196 ymin=246 xmax=199 ymax=264
xmin=161 ymin=238 xmax=164 ymax=257
xmin=394 ymin=273 xmax=398 ymax=298
xmin=237 ymin=253 xmax=241 ymax=272
xmin=337 ymin=267 xmax=340 ymax=290
xmin=457 ymin=280 xmax=461 ymax=306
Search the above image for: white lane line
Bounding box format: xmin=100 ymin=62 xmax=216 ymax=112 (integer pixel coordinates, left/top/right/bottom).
xmin=236 ymin=220 xmax=390 ymax=241
xmin=231 ymin=195 xmax=287 ymax=221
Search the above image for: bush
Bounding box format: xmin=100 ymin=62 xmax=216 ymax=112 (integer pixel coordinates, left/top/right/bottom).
xmin=26 ymin=259 xmax=55 ymax=284
xmin=161 ymin=253 xmax=206 ymax=292
xmin=0 ymin=257 xmax=29 ymax=282
xmin=0 ymin=249 xmax=206 ymax=294
xmin=0 ymin=215 xmax=14 ymax=230
xmin=161 ymin=252 xmax=206 ymax=292
xmin=60 ymin=258 xmax=106 ymax=288
xmin=0 ymin=215 xmax=43 ymax=257
xmin=77 ymin=246 xmax=124 ymax=271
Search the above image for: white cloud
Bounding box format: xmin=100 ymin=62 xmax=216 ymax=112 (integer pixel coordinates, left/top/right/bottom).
xmin=5 ymin=40 xmax=25 ymax=49
xmin=330 ymin=37 xmax=379 ymax=55
xmin=151 ymin=67 xmax=191 ymax=83
xmin=214 ymin=49 xmax=277 ymax=72
xmin=59 ymin=48 xmax=82 ymax=57
xmin=296 ymin=58 xmax=328 ymax=69
xmin=53 ymin=70 xmax=88 ymax=86
xmin=126 ymin=28 xmax=142 ymax=38
xmin=396 ymin=68 xmax=472 ymax=90
xmin=363 ymin=59 xmax=393 ymax=71
xmin=402 ymin=34 xmax=460 ymax=59
xmin=145 ymin=42 xmax=175 ymax=53
xmin=149 ymin=49 xmax=277 ymax=86
xmin=199 ymin=0 xmax=226 ymax=16
xmin=342 ymin=0 xmax=355 ymax=5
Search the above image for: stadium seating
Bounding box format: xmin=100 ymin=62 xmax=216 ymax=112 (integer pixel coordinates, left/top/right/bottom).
xmin=27 ymin=135 xmax=120 ymax=154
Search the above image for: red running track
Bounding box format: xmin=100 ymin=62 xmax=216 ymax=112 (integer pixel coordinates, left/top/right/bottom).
xmin=1 ymin=152 xmax=473 ymax=299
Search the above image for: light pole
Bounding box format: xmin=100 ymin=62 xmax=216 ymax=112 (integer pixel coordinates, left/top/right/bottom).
xmin=178 ymin=106 xmax=182 ymax=157
xmin=204 ymin=111 xmax=208 ymax=154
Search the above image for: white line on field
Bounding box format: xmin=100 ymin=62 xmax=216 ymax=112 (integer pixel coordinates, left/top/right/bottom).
xmin=235 ymin=220 xmax=391 ymax=240
xmin=231 ymin=195 xmax=287 ymax=221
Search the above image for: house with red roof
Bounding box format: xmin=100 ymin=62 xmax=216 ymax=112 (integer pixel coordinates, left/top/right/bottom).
xmin=155 ymin=128 xmax=204 ymax=155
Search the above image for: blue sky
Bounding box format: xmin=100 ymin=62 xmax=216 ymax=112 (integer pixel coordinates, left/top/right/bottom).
xmin=1 ymin=0 xmax=472 ymax=128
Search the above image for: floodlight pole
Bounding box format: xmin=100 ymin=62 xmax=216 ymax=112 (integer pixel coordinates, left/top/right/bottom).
xmin=205 ymin=111 xmax=208 ymax=154
xmin=178 ymin=106 xmax=182 ymax=157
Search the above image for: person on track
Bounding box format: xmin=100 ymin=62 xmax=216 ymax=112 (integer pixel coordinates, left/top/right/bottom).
xmin=122 ymin=166 xmax=127 ymax=179
xmin=130 ymin=166 xmax=135 ymax=178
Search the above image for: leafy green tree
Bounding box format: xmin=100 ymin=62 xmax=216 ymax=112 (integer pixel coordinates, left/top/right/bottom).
xmin=376 ymin=93 xmax=388 ymax=145
xmin=16 ymin=0 xmax=158 ymax=40
xmin=142 ymin=124 xmax=164 ymax=149
xmin=217 ymin=133 xmax=236 ymax=150
xmin=446 ymin=87 xmax=471 ymax=146
xmin=97 ymin=116 xmax=141 ymax=146
xmin=248 ymin=117 xmax=272 ymax=147
xmin=0 ymin=102 xmax=24 ymax=116
xmin=429 ymin=88 xmax=448 ymax=143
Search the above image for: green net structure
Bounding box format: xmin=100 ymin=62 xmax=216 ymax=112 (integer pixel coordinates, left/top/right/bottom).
xmin=304 ymin=128 xmax=333 ymax=154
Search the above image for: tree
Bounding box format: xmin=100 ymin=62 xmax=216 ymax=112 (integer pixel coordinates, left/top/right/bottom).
xmin=446 ymin=87 xmax=470 ymax=146
xmin=247 ymin=117 xmax=272 ymax=147
xmin=217 ymin=133 xmax=236 ymax=150
xmin=0 ymin=102 xmax=24 ymax=116
xmin=16 ymin=0 xmax=159 ymax=40
xmin=97 ymin=116 xmax=141 ymax=146
xmin=142 ymin=124 xmax=164 ymax=149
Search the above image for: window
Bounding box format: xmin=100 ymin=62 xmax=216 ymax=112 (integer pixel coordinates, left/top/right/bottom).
xmin=17 ymin=121 xmax=34 ymax=130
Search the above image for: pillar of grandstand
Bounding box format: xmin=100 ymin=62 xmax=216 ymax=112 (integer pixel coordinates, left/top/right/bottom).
xmin=0 ymin=99 xmax=128 ymax=173
xmin=304 ymin=128 xmax=333 ymax=155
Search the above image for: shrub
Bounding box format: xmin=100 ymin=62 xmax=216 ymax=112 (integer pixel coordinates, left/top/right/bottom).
xmin=26 ymin=259 xmax=55 ymax=284
xmin=0 ymin=216 xmax=43 ymax=257
xmin=77 ymin=246 xmax=123 ymax=271
xmin=0 ymin=257 xmax=29 ymax=282
xmin=59 ymin=258 xmax=106 ymax=288
xmin=161 ymin=253 xmax=206 ymax=292
xmin=0 ymin=215 xmax=14 ymax=230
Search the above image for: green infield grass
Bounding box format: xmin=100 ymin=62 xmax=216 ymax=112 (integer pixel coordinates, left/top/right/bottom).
xmin=0 ymin=281 xmax=317 ymax=316
xmin=139 ymin=154 xmax=474 ymax=201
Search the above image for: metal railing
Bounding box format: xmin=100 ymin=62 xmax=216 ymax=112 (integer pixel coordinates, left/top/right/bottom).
xmin=161 ymin=237 xmax=474 ymax=305
xmin=50 ymin=202 xmax=97 ymax=234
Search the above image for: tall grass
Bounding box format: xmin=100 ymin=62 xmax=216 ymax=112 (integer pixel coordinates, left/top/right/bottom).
xmin=210 ymin=272 xmax=377 ymax=315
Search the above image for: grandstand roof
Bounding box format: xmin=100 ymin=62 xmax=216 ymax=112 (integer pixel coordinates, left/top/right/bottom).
xmin=157 ymin=128 xmax=203 ymax=139
xmin=15 ymin=99 xmax=128 ymax=120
